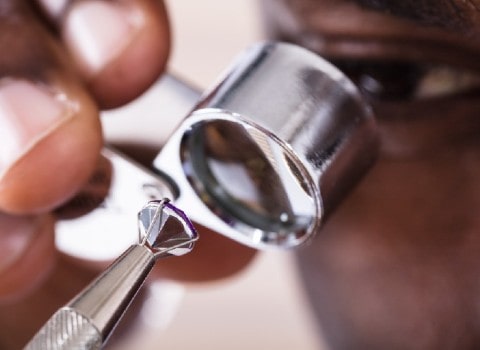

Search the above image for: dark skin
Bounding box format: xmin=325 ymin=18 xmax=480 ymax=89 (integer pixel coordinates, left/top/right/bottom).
xmin=1 ymin=0 xmax=480 ymax=348
xmin=0 ymin=1 xmax=255 ymax=347
xmin=263 ymin=0 xmax=480 ymax=348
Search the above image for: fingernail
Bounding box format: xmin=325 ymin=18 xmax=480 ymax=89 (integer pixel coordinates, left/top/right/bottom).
xmin=0 ymin=79 xmax=74 ymax=178
xmin=63 ymin=1 xmax=142 ymax=76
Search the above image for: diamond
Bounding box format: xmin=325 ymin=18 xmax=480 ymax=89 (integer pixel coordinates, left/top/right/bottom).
xmin=138 ymin=200 xmax=198 ymax=257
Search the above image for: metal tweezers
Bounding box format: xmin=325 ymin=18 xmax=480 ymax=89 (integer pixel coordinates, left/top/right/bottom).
xmin=24 ymin=199 xmax=198 ymax=350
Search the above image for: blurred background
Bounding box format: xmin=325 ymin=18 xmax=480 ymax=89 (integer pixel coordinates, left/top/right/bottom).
xmin=105 ymin=1 xmax=326 ymax=349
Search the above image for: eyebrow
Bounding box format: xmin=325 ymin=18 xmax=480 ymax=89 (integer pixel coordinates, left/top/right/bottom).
xmin=351 ymin=0 xmax=469 ymax=31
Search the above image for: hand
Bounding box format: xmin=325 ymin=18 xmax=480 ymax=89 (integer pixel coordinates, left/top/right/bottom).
xmin=0 ymin=1 xmax=255 ymax=347
xmin=0 ymin=0 xmax=168 ymax=345
xmin=0 ymin=0 xmax=169 ymax=292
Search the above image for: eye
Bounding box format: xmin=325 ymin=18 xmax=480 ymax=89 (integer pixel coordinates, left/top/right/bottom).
xmin=330 ymin=59 xmax=480 ymax=101
xmin=332 ymin=60 xmax=423 ymax=100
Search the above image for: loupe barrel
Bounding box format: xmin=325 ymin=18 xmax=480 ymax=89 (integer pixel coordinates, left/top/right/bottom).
xmin=154 ymin=42 xmax=378 ymax=249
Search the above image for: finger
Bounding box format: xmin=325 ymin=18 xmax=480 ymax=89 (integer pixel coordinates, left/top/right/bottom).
xmin=0 ymin=2 xmax=102 ymax=214
xmin=37 ymin=0 xmax=170 ymax=109
xmin=0 ymin=212 xmax=55 ymax=302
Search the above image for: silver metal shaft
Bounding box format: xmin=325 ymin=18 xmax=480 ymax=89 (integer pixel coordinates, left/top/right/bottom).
xmin=25 ymin=200 xmax=198 ymax=350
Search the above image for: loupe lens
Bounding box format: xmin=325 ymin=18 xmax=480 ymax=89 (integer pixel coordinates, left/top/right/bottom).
xmin=181 ymin=119 xmax=316 ymax=240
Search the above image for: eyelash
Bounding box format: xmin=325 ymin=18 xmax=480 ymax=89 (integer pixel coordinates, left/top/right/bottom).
xmin=330 ymin=59 xmax=480 ymax=100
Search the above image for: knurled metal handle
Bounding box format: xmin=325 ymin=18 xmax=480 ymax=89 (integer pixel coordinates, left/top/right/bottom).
xmin=24 ymin=307 xmax=102 ymax=350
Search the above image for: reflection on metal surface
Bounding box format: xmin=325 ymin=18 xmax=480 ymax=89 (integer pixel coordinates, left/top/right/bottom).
xmin=27 ymin=201 xmax=198 ymax=350
xmin=55 ymin=149 xmax=175 ymax=261
xmin=57 ymin=42 xmax=378 ymax=255
xmin=155 ymin=42 xmax=378 ymax=249
xmin=56 ymin=74 xmax=199 ymax=262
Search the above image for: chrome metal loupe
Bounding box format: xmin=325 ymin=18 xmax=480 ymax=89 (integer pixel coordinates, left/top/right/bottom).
xmin=56 ymin=41 xmax=378 ymax=257
xmin=154 ymin=42 xmax=377 ymax=249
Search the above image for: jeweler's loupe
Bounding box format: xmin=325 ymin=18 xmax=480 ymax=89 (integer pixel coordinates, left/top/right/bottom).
xmin=56 ymin=42 xmax=377 ymax=260
xmin=154 ymin=42 xmax=377 ymax=249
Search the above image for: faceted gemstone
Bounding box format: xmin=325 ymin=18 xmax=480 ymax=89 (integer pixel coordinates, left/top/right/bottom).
xmin=138 ymin=200 xmax=198 ymax=257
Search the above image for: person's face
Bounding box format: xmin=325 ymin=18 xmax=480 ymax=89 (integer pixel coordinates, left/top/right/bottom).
xmin=262 ymin=1 xmax=480 ymax=349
